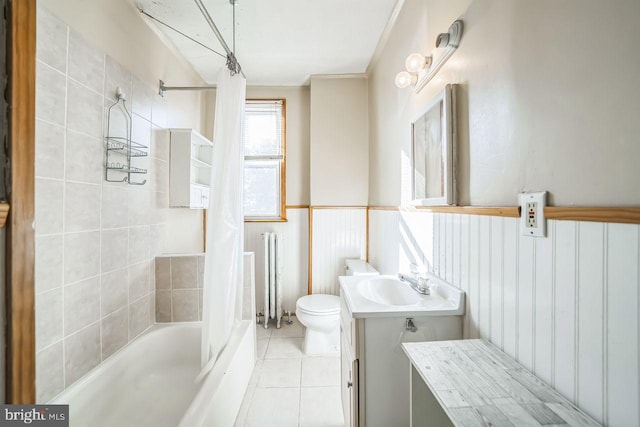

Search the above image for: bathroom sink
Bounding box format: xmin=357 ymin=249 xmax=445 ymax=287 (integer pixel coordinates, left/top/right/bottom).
xmin=339 ymin=274 xmax=465 ymax=318
xmin=356 ymin=277 xmax=421 ymax=306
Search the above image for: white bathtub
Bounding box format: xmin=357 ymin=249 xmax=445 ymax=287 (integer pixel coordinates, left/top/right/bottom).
xmin=53 ymin=321 xmax=256 ymax=427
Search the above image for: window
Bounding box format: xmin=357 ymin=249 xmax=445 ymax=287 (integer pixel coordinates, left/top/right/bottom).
xmin=243 ymin=99 xmax=286 ymax=221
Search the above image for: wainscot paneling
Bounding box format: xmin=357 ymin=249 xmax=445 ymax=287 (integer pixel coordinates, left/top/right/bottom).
xmin=244 ymin=208 xmax=308 ymax=316
xmin=367 ymin=209 xmax=640 ymax=426
xmin=310 ymin=208 xmax=367 ymax=295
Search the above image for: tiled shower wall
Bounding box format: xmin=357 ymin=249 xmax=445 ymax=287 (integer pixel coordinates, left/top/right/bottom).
xmin=34 ymin=6 xmax=170 ymax=402
xmin=155 ymin=254 xmax=204 ymax=322
xmin=368 ymin=209 xmax=640 ymax=426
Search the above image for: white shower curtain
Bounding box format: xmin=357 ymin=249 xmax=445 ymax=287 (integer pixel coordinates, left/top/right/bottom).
xmin=201 ymin=68 xmax=247 ymax=374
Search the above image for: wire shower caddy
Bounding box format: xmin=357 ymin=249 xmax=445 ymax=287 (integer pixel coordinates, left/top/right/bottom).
xmin=105 ymin=87 xmax=148 ymax=185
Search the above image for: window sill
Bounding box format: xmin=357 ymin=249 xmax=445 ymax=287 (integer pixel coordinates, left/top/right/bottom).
xmin=244 ymin=218 xmax=288 ymax=223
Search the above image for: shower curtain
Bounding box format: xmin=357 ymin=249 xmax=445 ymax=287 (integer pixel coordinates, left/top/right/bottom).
xmin=201 ymin=68 xmax=247 ymax=374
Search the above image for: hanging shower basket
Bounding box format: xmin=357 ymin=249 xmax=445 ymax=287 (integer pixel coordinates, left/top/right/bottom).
xmin=105 ymin=87 xmax=148 ymax=185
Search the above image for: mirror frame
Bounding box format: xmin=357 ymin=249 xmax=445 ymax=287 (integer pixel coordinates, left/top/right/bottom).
xmin=411 ymin=84 xmax=456 ymax=206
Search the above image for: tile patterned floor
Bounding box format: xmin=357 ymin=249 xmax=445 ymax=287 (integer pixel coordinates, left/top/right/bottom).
xmin=235 ymin=318 xmax=345 ymax=427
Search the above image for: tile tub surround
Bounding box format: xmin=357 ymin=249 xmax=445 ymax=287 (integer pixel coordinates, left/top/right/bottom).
xmin=235 ymin=318 xmax=344 ymax=427
xmin=34 ymin=5 xmax=171 ymax=403
xmin=155 ymin=254 xmax=204 ymax=322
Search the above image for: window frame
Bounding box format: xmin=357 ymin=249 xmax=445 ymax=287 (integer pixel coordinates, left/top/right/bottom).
xmin=243 ymin=98 xmax=287 ymax=222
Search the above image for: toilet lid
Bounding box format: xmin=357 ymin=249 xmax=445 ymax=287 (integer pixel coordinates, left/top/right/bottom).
xmin=297 ymin=295 xmax=340 ymax=314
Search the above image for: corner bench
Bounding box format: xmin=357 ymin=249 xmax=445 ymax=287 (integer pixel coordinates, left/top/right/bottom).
xmin=402 ymin=339 xmax=600 ymax=427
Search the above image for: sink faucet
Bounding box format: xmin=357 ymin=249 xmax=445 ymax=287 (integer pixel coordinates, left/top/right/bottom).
xmin=398 ymin=272 xmax=430 ymax=295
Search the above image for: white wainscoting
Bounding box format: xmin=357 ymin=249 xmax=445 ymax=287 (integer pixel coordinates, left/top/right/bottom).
xmin=244 ymin=208 xmax=309 ymax=316
xmin=368 ymin=209 xmax=640 ymax=426
xmin=311 ymin=208 xmax=367 ymax=295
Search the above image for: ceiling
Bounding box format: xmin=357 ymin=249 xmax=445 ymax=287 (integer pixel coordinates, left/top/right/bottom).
xmin=136 ymin=0 xmax=399 ymax=86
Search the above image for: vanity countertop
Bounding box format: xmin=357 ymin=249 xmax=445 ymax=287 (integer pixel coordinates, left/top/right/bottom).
xmin=339 ymin=275 xmax=464 ymax=319
xmin=402 ymin=339 xmax=600 ymax=426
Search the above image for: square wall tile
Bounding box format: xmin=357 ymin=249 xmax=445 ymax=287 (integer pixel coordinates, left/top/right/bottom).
xmin=149 ymin=224 xmax=166 ymax=257
xmin=132 ymin=77 xmax=153 ymax=121
xmin=65 ymin=182 xmax=101 ymax=232
xmin=36 ymin=234 xmax=63 ymax=294
xmin=197 ymin=255 xmax=205 ymax=288
xmin=68 ymin=29 xmax=104 ymax=94
xmin=155 ymin=257 xmax=170 ymax=290
xmin=36 ymin=288 xmax=63 ymax=351
xmin=101 ymin=228 xmax=128 ymax=273
xmin=105 ymin=56 xmax=132 ymax=102
xmin=129 ymin=187 xmax=150 ymax=226
xmin=172 ymin=290 xmax=198 ymax=322
xmin=36 ymin=61 xmax=66 ymax=126
xmin=36 ymin=5 xmax=68 ymax=73
xmin=101 ymin=307 xmax=128 ymax=360
xmin=35 ymin=120 xmax=65 ymax=179
xmin=151 ymin=94 xmax=168 ymax=128
xmin=67 ymin=80 xmax=104 ymax=138
xmin=101 ymin=185 xmax=129 ymax=229
xmin=129 ymin=261 xmax=150 ymax=302
xmin=171 ymin=256 xmax=197 ymax=289
xmin=64 ymin=231 xmax=100 ymax=284
xmin=101 ymin=268 xmax=128 ymax=316
xmin=64 ymin=276 xmax=100 ymax=336
xmin=155 ymin=290 xmax=171 ymax=323
xmin=131 ymin=114 xmax=151 ymax=150
xmin=35 ymin=178 xmax=63 ymax=235
xmin=64 ymin=322 xmax=101 ymax=386
xmin=36 ymin=341 xmax=64 ymax=403
xmin=129 ymin=295 xmax=150 ymax=339
xmin=65 ymin=131 xmax=103 ymax=184
xmin=129 ymin=226 xmax=150 ymax=265
xmin=151 ymin=127 xmax=169 ymax=161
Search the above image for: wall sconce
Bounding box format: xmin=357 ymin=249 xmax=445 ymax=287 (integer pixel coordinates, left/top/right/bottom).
xmin=395 ymin=20 xmax=463 ymax=92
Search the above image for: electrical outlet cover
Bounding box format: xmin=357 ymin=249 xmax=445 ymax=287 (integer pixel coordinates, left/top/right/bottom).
xmin=519 ymin=192 xmax=547 ymax=237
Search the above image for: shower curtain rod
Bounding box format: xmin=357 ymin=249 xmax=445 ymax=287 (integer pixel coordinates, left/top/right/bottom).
xmin=159 ymin=80 xmax=217 ymax=97
xmin=141 ymin=0 xmax=245 ymax=97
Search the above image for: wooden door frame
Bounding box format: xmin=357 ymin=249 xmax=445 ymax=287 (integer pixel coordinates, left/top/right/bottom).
xmin=5 ymin=0 xmax=37 ymax=403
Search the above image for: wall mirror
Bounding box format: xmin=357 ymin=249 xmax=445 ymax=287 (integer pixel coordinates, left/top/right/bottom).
xmin=411 ymin=84 xmax=456 ymax=206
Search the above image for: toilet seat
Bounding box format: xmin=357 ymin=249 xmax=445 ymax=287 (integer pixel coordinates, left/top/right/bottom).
xmin=296 ymin=295 xmax=340 ymax=315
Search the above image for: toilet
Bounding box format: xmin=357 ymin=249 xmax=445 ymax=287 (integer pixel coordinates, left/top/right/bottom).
xmin=296 ymin=259 xmax=379 ymax=355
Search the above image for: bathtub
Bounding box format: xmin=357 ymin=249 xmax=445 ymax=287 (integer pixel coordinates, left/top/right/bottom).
xmin=53 ymin=321 xmax=256 ymax=427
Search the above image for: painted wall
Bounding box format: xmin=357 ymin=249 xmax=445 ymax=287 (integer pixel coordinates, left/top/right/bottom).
xmin=368 ymin=0 xmax=640 ymax=206
xmin=310 ymin=76 xmax=369 ymax=206
xmin=366 ymin=0 xmax=640 ymax=425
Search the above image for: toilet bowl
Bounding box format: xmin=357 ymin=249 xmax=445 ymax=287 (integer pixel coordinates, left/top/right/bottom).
xmin=296 ymin=294 xmax=340 ymax=355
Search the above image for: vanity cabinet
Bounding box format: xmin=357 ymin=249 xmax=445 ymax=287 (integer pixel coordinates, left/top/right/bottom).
xmin=339 ymin=287 xmax=462 ymax=427
xmin=340 ymin=295 xmax=363 ymax=427
xmin=167 ymin=129 xmax=213 ymax=209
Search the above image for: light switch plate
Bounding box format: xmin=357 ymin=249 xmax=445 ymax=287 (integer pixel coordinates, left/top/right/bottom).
xmin=519 ymin=192 xmax=547 ymax=237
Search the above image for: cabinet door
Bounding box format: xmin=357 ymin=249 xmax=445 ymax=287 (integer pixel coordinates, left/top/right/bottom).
xmin=341 ymin=329 xmax=359 ymax=427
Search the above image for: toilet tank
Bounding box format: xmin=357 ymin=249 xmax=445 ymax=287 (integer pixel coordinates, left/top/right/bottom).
xmin=344 ymin=259 xmax=379 ymax=276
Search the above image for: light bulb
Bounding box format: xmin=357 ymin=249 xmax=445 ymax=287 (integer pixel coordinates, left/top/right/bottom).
xmin=395 ymin=71 xmax=417 ymax=89
xmin=405 ymin=53 xmax=427 ymax=73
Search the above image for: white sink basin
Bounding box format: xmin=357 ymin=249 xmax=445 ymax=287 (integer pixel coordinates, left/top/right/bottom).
xmin=356 ymin=277 xmax=421 ymax=306
xmin=339 ymin=274 xmax=465 ymax=318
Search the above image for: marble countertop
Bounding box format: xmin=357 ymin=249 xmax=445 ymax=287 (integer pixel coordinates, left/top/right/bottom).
xmin=402 ymin=339 xmax=600 ymax=426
